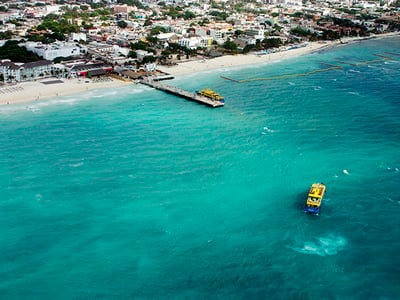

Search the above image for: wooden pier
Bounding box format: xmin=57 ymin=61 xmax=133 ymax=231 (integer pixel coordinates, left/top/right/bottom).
xmin=139 ymin=79 xmax=225 ymax=108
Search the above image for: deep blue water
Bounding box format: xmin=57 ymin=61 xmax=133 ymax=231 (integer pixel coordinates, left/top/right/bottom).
xmin=0 ymin=36 xmax=399 ymax=299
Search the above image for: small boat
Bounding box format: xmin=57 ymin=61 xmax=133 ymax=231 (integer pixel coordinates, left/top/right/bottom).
xmin=305 ymin=183 xmax=326 ymax=215
xmin=196 ymin=89 xmax=224 ymax=103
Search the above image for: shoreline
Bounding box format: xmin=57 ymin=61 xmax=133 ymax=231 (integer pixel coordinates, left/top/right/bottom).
xmin=157 ymin=32 xmax=400 ymax=76
xmin=0 ymin=77 xmax=132 ymax=107
xmin=1 ymin=32 xmax=398 ymax=107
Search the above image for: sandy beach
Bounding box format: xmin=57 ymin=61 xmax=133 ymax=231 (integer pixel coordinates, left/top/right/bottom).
xmin=1 ymin=32 xmax=398 ymax=106
xmin=0 ymin=77 xmax=132 ymax=106
xmin=157 ymin=40 xmax=334 ymax=76
xmin=157 ymin=32 xmax=400 ymax=76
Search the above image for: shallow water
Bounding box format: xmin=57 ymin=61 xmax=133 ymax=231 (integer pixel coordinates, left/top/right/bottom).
xmin=0 ymin=36 xmax=399 ymax=299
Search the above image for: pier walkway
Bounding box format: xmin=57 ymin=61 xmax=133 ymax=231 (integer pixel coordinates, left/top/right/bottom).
xmin=139 ymin=79 xmax=224 ymax=108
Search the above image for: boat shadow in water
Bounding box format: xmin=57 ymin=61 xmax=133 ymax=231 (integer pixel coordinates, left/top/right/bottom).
xmin=294 ymin=191 xmax=309 ymax=211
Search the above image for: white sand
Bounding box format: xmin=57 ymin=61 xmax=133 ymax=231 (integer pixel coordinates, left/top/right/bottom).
xmin=157 ymin=41 xmax=333 ymax=76
xmin=1 ymin=32 xmax=398 ymax=106
xmin=0 ymin=77 xmax=131 ymax=106
xmin=158 ymin=32 xmax=400 ymax=76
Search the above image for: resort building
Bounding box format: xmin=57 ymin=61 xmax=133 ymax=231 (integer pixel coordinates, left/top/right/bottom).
xmin=0 ymin=60 xmax=54 ymax=83
xmin=179 ymin=36 xmax=212 ymax=49
xmin=68 ymin=62 xmax=113 ymax=78
xmin=24 ymin=42 xmax=83 ymax=61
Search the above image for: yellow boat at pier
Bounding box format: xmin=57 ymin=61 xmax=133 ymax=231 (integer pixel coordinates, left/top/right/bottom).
xmin=196 ymin=89 xmax=225 ymax=102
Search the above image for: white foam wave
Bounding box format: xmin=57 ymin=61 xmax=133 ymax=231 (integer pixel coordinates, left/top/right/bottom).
xmin=289 ymin=82 xmax=296 ymax=86
xmin=313 ymin=86 xmax=322 ymax=91
xmin=69 ymin=162 xmax=84 ymax=168
xmin=263 ymin=126 xmax=275 ymax=133
xmin=25 ymin=94 xmax=90 ymax=109
xmin=347 ymin=91 xmax=360 ymax=96
xmin=292 ymin=235 xmax=347 ymax=256
xmin=343 ymin=169 xmax=350 ymax=175
xmin=26 ymin=106 xmax=40 ymax=112
xmin=129 ymin=88 xmax=146 ymax=94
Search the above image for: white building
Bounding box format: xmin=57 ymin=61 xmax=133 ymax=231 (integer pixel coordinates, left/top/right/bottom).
xmin=135 ymin=50 xmax=152 ymax=61
xmin=179 ymin=36 xmax=211 ymax=49
xmin=266 ymin=0 xmax=302 ymax=5
xmin=24 ymin=42 xmax=82 ymax=61
xmin=70 ymin=33 xmax=87 ymax=42
xmin=0 ymin=59 xmax=54 ymax=82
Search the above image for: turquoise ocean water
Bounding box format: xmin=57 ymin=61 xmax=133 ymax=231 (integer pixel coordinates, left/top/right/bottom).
xmin=1 ymin=36 xmax=399 ymax=299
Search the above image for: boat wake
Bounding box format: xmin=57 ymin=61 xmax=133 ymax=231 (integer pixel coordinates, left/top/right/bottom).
xmin=263 ymin=126 xmax=275 ymax=133
xmin=69 ymin=162 xmax=84 ymax=168
xmin=291 ymin=235 xmax=347 ymax=256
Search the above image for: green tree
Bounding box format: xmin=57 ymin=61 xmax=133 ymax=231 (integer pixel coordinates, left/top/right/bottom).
xmin=198 ymin=18 xmax=210 ymax=26
xmin=128 ymin=50 xmax=137 ymax=58
xmin=161 ymin=49 xmax=172 ymax=56
xmin=290 ymin=27 xmax=310 ymax=37
xmin=146 ymin=35 xmax=159 ymax=45
xmin=234 ymin=30 xmax=244 ymax=36
xmin=184 ymin=11 xmax=196 ymax=20
xmin=0 ymin=41 xmax=41 ymax=62
xmin=142 ymin=55 xmax=156 ymax=64
xmin=117 ymin=20 xmax=128 ymax=28
xmin=82 ymin=22 xmax=95 ymax=30
xmin=209 ymin=11 xmax=228 ymax=21
xmin=118 ymin=0 xmax=144 ymax=9
xmin=130 ymin=41 xmax=148 ymax=50
xmin=144 ymin=19 xmax=153 ymax=26
xmin=150 ymin=26 xmax=166 ymax=35
xmin=0 ymin=31 xmax=12 ymax=39
xmin=243 ymin=44 xmax=254 ymax=53
xmin=262 ymin=38 xmax=282 ymax=48
xmin=223 ymin=39 xmax=237 ymax=50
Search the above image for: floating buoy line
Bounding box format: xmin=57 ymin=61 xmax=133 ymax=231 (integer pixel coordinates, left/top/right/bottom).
xmin=220 ymin=53 xmax=398 ymax=83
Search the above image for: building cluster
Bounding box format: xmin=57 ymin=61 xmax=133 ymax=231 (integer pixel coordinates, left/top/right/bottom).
xmin=0 ymin=58 xmax=114 ymax=82
xmin=0 ymin=0 xmax=399 ymax=82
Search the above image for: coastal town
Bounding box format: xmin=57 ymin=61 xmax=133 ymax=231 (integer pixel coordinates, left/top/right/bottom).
xmin=1 ymin=1 xmax=400 ymax=297
xmin=0 ymin=0 xmax=399 ymax=103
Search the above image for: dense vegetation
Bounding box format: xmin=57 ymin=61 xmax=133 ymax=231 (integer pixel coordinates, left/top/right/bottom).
xmin=0 ymin=41 xmax=41 ymax=62
xmin=0 ymin=31 xmax=12 ymax=40
xmin=36 ymin=14 xmax=79 ymax=34
xmin=209 ymin=11 xmax=229 ymax=21
xmin=117 ymin=0 xmax=144 ymax=9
